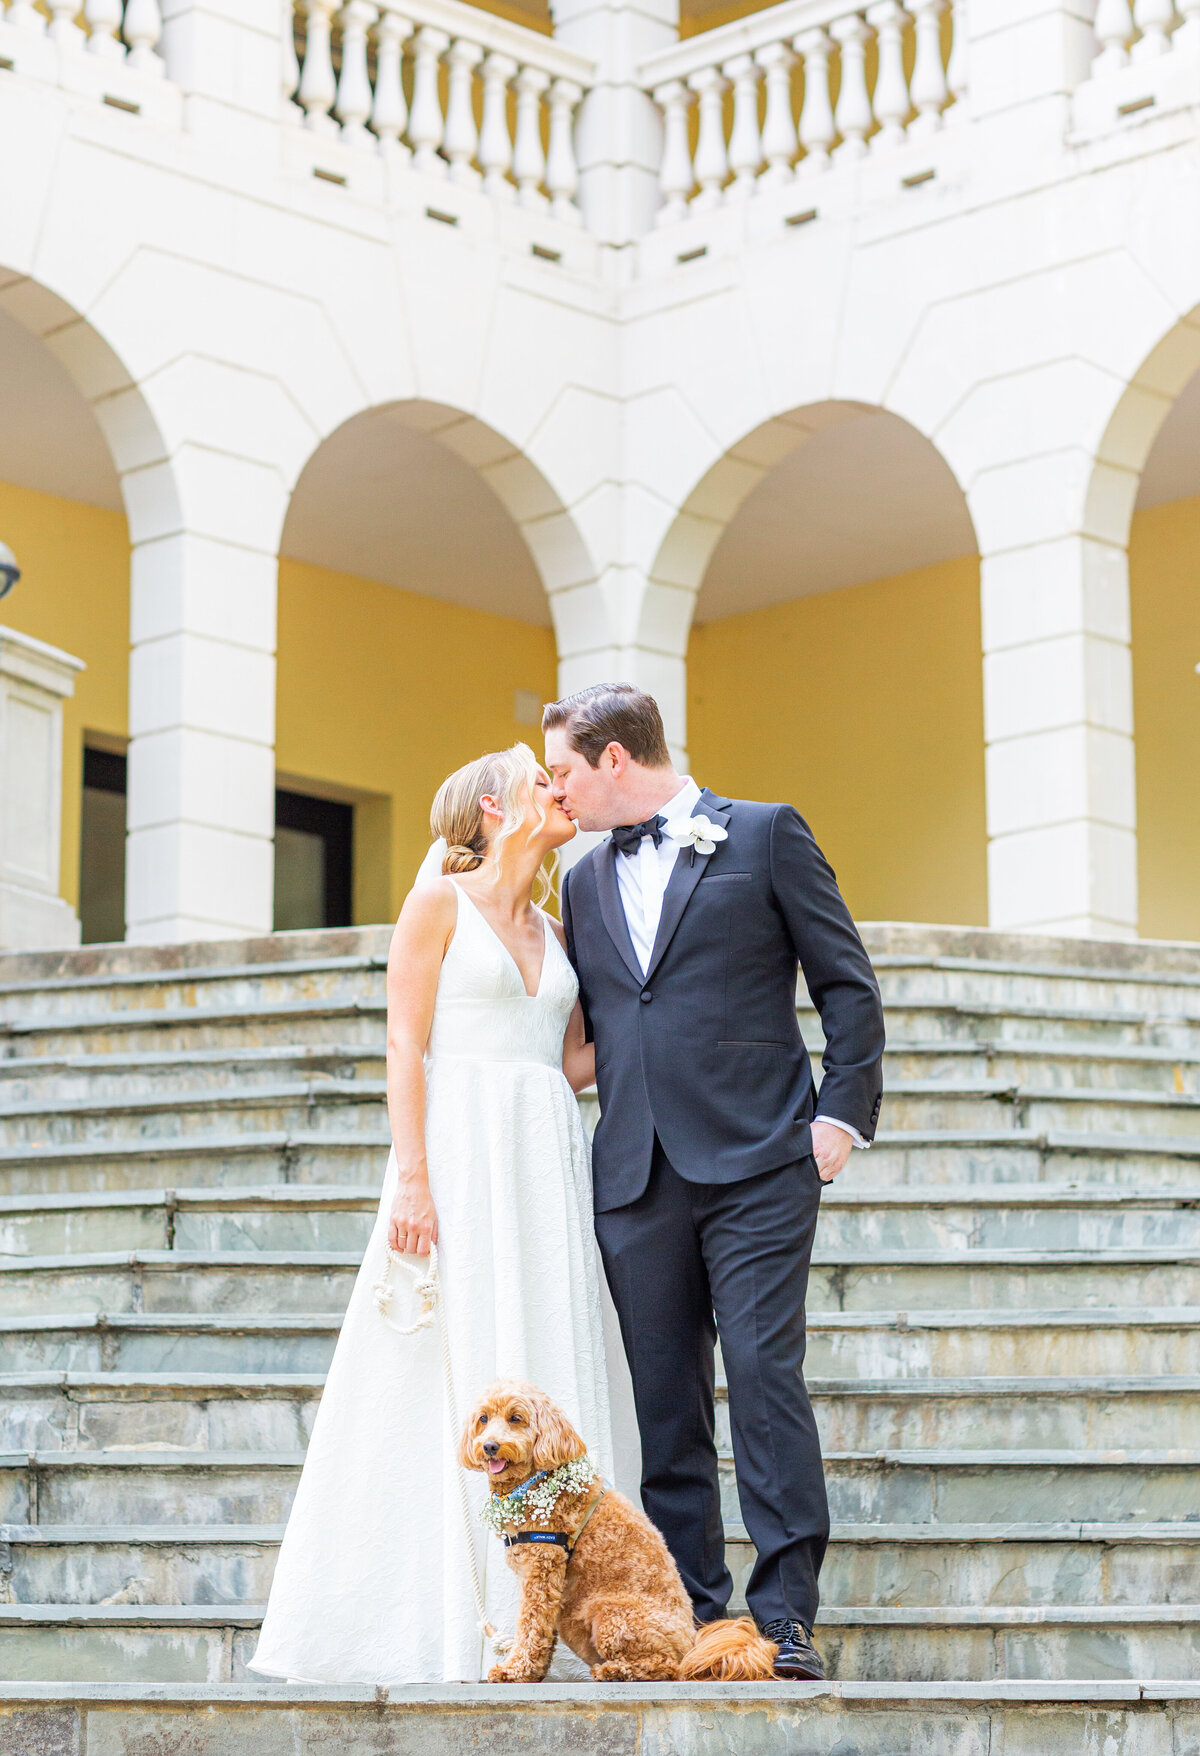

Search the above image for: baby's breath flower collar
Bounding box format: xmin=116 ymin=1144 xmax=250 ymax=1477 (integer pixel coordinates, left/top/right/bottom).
xmin=480 ymin=1453 xmax=598 ymax=1535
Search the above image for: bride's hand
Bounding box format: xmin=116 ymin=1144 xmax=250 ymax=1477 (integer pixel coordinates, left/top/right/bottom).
xmin=388 ymin=1174 xmax=439 ymax=1256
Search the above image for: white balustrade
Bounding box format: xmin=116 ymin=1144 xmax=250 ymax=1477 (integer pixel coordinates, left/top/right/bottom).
xmin=1090 ymin=0 xmax=1196 ymax=73
xmin=283 ymin=0 xmax=592 ymax=219
xmin=638 ymin=0 xmax=961 ymax=222
xmin=12 ymin=0 xmax=165 ymax=62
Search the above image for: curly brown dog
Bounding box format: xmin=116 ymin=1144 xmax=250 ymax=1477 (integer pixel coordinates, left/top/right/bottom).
xmin=460 ymin=1378 xmax=777 ymax=1683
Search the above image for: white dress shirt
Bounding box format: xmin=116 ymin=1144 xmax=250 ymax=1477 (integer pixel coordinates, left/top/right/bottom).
xmin=609 ymin=779 xmax=867 ymax=1150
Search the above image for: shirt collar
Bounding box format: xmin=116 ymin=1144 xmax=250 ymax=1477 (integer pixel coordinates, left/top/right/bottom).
xmin=660 ymin=776 xmax=702 ymax=827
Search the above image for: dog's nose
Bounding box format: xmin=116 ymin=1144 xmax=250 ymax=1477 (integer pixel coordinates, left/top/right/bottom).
xmin=482 ymin=1440 xmax=499 ymax=1457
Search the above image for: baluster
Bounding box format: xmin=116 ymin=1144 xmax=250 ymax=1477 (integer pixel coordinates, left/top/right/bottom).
xmin=1176 ymin=0 xmax=1200 ymax=52
xmin=756 ymin=42 xmax=797 ymax=186
xmin=479 ymin=52 xmax=516 ymax=196
xmin=281 ymin=0 xmax=302 ymax=115
xmin=908 ymin=0 xmax=948 ymax=133
xmin=372 ymin=10 xmax=412 ymax=153
xmin=444 ymin=38 xmax=483 ymax=181
xmin=299 ymin=0 xmax=338 ymax=132
xmin=124 ymin=0 xmax=163 ymax=71
xmin=546 ymin=78 xmax=582 ymax=221
xmin=1132 ymin=0 xmax=1174 ymax=56
xmin=722 ymin=54 xmax=763 ymax=195
xmin=409 ymin=25 xmax=449 ymax=172
xmin=868 ymin=0 xmax=910 ymax=148
xmin=513 ymin=66 xmax=549 ymax=206
xmin=336 ymin=1 xmax=377 ymax=147
xmin=654 ymin=80 xmax=695 ymax=222
xmin=795 ymin=28 xmax=835 ymax=169
xmin=48 ymin=0 xmax=83 ymax=46
xmin=688 ymin=65 xmax=729 ymax=208
xmin=84 ymin=0 xmax=124 ymax=56
xmin=1093 ymin=0 xmax=1135 ymax=71
xmin=6 ymin=3 xmax=46 ymax=32
xmin=945 ymin=0 xmax=968 ymax=113
xmin=831 ymin=13 xmax=872 ymax=157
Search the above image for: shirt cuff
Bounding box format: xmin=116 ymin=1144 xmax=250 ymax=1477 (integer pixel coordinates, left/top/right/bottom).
xmin=814 ymin=1115 xmax=870 ymax=1149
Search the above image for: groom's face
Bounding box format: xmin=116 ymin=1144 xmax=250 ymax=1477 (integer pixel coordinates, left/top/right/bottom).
xmin=545 ymin=727 xmax=625 ymax=833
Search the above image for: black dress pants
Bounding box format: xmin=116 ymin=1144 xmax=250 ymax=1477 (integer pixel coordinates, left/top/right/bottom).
xmin=595 ymin=1138 xmax=829 ymax=1629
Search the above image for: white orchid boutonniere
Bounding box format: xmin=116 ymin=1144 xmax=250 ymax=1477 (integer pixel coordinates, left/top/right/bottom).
xmin=665 ymin=813 xmax=729 ymax=865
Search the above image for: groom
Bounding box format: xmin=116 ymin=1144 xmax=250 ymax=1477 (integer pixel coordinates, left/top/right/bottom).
xmin=543 ymin=683 xmax=885 ymax=1680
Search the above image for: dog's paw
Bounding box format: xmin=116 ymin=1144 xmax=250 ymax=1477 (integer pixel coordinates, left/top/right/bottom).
xmin=488 ymin=1664 xmax=513 ymax=1683
xmin=488 ymin=1662 xmax=546 ymax=1684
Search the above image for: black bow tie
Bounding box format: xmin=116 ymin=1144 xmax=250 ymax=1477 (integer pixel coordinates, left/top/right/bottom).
xmin=611 ymin=815 xmax=665 ymax=856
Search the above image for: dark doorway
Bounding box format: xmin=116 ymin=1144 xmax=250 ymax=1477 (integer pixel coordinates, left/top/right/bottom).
xmin=274 ymin=789 xmax=353 ymax=931
xmin=80 ymin=747 xmax=127 ymax=945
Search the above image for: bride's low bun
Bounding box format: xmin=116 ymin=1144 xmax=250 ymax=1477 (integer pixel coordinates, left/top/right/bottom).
xmin=442 ymin=840 xmax=484 ymax=874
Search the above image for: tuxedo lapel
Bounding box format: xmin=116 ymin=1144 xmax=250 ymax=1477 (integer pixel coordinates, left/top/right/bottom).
xmin=593 ymin=840 xmax=644 ymax=984
xmin=643 ymin=789 xmax=733 ymax=984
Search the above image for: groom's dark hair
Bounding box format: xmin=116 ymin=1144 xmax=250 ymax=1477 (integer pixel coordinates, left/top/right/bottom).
xmin=542 ymin=683 xmax=671 ymax=769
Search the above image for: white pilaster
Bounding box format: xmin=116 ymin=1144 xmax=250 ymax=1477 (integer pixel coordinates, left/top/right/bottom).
xmin=981 ymin=534 xmax=1137 ymax=938
xmin=159 ymin=0 xmax=283 ymax=156
xmin=549 ymin=0 xmax=677 ymax=246
xmin=967 ymin=0 xmax=1095 ymax=152
xmin=0 ymin=628 xmax=84 ymax=951
xmin=126 ymin=527 xmax=277 ymax=944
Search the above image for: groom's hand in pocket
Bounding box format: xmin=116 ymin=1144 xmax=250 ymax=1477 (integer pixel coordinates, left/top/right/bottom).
xmin=811 ymin=1120 xmax=853 ymax=1184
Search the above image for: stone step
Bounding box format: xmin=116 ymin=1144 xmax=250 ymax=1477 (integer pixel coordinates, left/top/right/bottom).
xmin=0 ymin=1186 xmax=380 ymax=1256
xmin=803 ymin=1000 xmax=1200 ymax=1052
xmin=4 ymin=1307 xmax=1200 ymax=1379
xmin=2 ymin=1365 xmax=1197 ymax=1458
xmin=860 ymin=1040 xmax=1200 ymax=1094
xmin=0 ymin=1081 xmax=387 ymax=1148
xmin=4 ymin=1683 xmax=1199 ymax=1754
xmin=0 ymin=1135 xmax=387 ymax=1199
xmin=3 ymin=997 xmax=387 ymax=1059
xmin=0 ymin=1597 xmax=1196 ymax=1683
xmin=1 ymin=1245 xmax=1196 ymax=1320
xmin=0 ymin=949 xmax=389 ymax=1027
xmin=0 ymin=1044 xmax=385 ymax=1105
xmin=869 ymin=953 xmax=1200 ymax=1020
xmin=818 ymin=1185 xmax=1200 ymax=1250
xmin=853 ymin=1131 xmax=1200 ymax=1186
xmin=0 ymin=1440 xmax=1194 ymax=1530
xmin=868 ymin=1084 xmax=1200 ymax=1138
xmin=4 ymin=1520 xmax=1196 ymax=1614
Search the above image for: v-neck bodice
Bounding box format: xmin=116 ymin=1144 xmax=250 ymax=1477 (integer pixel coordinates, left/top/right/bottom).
xmin=425 ymin=882 xmax=578 ymax=1070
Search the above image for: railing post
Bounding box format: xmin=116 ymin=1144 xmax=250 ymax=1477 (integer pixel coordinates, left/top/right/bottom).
xmin=159 ymin=0 xmax=283 ymax=155
xmin=966 ymin=0 xmax=1095 ymax=152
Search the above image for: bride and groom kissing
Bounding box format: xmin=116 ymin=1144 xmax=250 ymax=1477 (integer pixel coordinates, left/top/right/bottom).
xmin=249 ymin=682 xmax=886 ymax=1688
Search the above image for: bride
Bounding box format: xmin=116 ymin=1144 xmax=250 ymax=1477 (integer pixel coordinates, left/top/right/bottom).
xmin=249 ymin=743 xmax=638 ymax=1686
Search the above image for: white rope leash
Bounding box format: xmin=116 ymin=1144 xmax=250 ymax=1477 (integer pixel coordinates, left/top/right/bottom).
xmin=372 ymin=1243 xmax=513 ymax=1656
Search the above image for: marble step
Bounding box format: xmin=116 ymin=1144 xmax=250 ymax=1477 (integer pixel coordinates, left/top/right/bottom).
xmin=2 ymin=1367 xmax=1196 ymax=1457
xmin=5 ymin=1682 xmax=1195 ymax=1752
xmin=3 ymin=1307 xmax=1199 ymax=1378
xmin=3 ymin=1520 xmax=1196 ymax=1613
xmin=3 ymin=1182 xmax=1200 ymax=1261
xmin=0 ymin=1081 xmax=388 ymax=1148
xmin=0 ymin=1598 xmax=1196 ymax=1683
xmin=0 ymin=1044 xmax=385 ymax=1105
xmin=2 ymin=1246 xmax=1196 ymax=1320
xmin=0 ymin=1443 xmax=1194 ymax=1530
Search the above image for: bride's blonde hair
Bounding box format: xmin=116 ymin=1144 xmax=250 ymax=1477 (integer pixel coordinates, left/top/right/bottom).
xmin=430 ymin=743 xmax=557 ymax=905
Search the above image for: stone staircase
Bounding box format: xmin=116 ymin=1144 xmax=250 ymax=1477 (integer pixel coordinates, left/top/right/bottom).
xmin=0 ymin=921 xmax=1197 ymax=1748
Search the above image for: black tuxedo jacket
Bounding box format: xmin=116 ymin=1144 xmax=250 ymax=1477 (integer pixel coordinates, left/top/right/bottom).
xmin=562 ymin=790 xmax=885 ymax=1213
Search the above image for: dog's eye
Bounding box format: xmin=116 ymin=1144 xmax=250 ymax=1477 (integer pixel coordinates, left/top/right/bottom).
xmin=508 ymin=1413 xmax=523 ymax=1424
xmin=476 ymin=1415 xmax=486 ymax=1428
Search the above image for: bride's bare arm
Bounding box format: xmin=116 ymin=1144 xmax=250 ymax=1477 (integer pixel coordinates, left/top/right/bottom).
xmin=385 ymin=882 xmax=457 ymax=1255
xmin=548 ymin=919 xmax=596 ymax=1094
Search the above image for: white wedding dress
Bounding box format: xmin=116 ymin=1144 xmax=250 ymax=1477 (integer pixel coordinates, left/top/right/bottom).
xmin=248 ymin=882 xmax=639 ymax=1686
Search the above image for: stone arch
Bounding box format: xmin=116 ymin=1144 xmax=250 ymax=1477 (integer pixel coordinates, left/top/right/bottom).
xmin=647 ymin=399 xmax=985 ymax=927
xmin=1084 ymin=306 xmax=1200 ymax=550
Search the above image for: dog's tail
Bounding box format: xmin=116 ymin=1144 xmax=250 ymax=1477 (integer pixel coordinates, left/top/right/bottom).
xmin=678 ymin=1616 xmax=777 ymax=1682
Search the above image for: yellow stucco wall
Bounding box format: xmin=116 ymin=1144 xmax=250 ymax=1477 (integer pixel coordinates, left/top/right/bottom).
xmin=275 ymin=557 xmax=558 ymax=921
xmin=1130 ymin=495 xmax=1200 ymax=943
xmin=687 ymin=555 xmax=989 ymax=926
xmin=0 ymin=481 xmax=130 ymax=909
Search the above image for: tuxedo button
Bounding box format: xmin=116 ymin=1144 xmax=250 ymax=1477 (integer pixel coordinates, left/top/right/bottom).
xmin=640 ymin=990 xmax=653 ymax=1004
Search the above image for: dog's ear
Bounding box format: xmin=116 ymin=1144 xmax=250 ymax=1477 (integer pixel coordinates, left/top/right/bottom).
xmin=458 ymin=1403 xmax=483 ymax=1471
xmin=530 ymin=1391 xmax=588 ymax=1472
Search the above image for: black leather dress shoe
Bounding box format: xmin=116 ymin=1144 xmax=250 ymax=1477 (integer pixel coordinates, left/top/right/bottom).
xmin=760 ymin=1617 xmax=825 ymax=1681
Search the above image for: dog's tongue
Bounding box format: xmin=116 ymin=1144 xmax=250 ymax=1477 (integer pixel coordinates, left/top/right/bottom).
xmin=488 ymin=1457 xmax=507 ymax=1476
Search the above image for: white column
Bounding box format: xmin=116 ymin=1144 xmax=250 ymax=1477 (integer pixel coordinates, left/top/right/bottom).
xmin=982 ymin=535 xmax=1137 ymax=937
xmin=0 ymin=628 xmax=84 ymax=950
xmin=126 ymin=515 xmax=277 ymax=945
